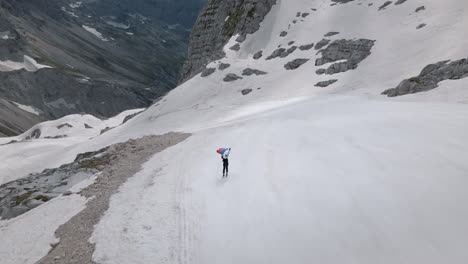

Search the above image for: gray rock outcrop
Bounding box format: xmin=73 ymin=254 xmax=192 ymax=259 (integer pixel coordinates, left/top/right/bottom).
xmin=266 ymin=46 xmax=298 ymax=60
xmin=230 ymin=43 xmax=241 ymax=51
xmin=253 ymin=50 xmax=264 ymax=59
xmin=315 ymin=39 xmax=331 ymax=50
xmin=395 ymin=0 xmax=407 ymax=5
xmin=316 ymin=69 xmax=326 ymax=75
xmin=219 ymin=63 xmax=231 ymax=70
xmin=315 ymin=39 xmax=375 ymax=74
xmin=241 ymin=88 xmax=253 ymax=95
xmin=415 ymin=6 xmax=426 ymax=12
xmin=383 ymin=58 xmax=468 ymax=97
xmin=180 ymin=0 xmax=277 ymax=82
xmin=378 ymin=1 xmax=393 ymax=11
xmin=315 ymin=79 xmax=338 ymax=87
xmin=331 ymin=0 xmax=355 ymax=4
xmin=324 ymin=32 xmax=340 ymax=37
xmin=417 ymin=23 xmax=427 ymax=29
xmin=299 ymin=43 xmax=315 ymax=50
xmin=242 ymin=68 xmax=268 ymax=76
xmin=284 ymin=59 xmax=310 ymax=70
xmin=224 ymin=73 xmax=243 ymax=82
xmin=201 ymin=68 xmax=216 ymax=77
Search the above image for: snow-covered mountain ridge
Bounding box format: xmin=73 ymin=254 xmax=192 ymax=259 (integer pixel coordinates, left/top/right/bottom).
xmin=1 ymin=0 xmax=468 ymax=263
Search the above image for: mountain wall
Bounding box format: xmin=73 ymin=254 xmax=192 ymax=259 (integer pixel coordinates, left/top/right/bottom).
xmin=0 ymin=0 xmax=205 ymax=135
xmin=180 ymin=0 xmax=276 ymax=82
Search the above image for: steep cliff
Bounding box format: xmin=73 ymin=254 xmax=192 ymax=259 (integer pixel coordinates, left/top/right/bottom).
xmin=0 ymin=0 xmax=205 ymax=135
xmin=180 ymin=0 xmax=276 ymax=82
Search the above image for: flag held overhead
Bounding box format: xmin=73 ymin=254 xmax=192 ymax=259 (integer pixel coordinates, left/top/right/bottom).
xmin=217 ymin=148 xmax=229 ymax=155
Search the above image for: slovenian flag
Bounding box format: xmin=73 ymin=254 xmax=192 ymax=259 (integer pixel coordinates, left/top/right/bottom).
xmin=216 ymin=148 xmax=229 ymax=155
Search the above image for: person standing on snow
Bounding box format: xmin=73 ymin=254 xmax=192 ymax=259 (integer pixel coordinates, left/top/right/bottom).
xmin=221 ymin=148 xmax=231 ymax=177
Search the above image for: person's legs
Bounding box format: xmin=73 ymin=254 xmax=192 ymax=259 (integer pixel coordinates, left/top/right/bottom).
xmin=223 ymin=160 xmax=227 ymax=177
xmin=225 ymin=159 xmax=229 ymax=177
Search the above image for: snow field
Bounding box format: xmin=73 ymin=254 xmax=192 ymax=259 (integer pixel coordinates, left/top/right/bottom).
xmin=1 ymin=0 xmax=468 ymax=263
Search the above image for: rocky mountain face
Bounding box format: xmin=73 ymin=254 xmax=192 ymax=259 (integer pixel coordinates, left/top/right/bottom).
xmin=0 ymin=98 xmax=43 ymax=136
xmin=180 ymin=0 xmax=276 ymax=82
xmin=0 ymin=0 xmax=206 ymax=135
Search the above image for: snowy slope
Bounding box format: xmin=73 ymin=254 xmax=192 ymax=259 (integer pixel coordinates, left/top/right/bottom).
xmin=2 ymin=0 xmax=468 ymax=263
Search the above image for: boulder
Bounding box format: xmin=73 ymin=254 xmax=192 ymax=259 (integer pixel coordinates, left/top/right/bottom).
xmin=241 ymin=89 xmax=253 ymax=95
xmin=219 ymin=63 xmax=231 ymax=70
xmin=242 ymin=68 xmax=268 ymax=76
xmin=201 ymin=67 xmax=216 ymax=77
xmin=284 ymin=59 xmax=310 ymax=70
xmin=315 ymin=79 xmax=338 ymax=87
xmin=223 ymin=73 xmax=243 ymax=82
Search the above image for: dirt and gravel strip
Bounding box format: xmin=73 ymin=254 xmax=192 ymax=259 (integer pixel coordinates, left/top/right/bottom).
xmin=37 ymin=132 xmax=190 ymax=264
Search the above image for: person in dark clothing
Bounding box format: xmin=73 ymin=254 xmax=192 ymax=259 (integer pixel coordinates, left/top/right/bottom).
xmin=221 ymin=148 xmax=231 ymax=177
xmin=222 ymin=158 xmax=229 ymax=177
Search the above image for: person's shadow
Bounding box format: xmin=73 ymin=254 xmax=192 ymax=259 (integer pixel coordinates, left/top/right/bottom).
xmin=216 ymin=175 xmax=229 ymax=186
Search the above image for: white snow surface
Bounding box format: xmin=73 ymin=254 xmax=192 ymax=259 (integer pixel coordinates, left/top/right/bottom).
xmin=82 ymin=25 xmax=109 ymax=41
xmin=2 ymin=0 xmax=468 ymax=263
xmin=11 ymin=102 xmax=41 ymax=115
xmin=0 ymin=194 xmax=87 ymax=264
xmin=0 ymin=109 xmax=143 ymax=184
xmin=0 ymin=55 xmax=51 ymax=72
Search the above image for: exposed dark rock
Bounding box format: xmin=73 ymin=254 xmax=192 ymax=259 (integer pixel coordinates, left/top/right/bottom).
xmin=296 ymin=12 xmax=301 ymax=17
xmin=383 ymin=58 xmax=468 ymax=97
xmin=219 ymin=63 xmax=231 ymax=70
xmin=299 ymin=43 xmax=314 ymax=50
xmin=415 ymin=6 xmax=425 ymax=12
xmin=180 ymin=0 xmax=277 ymax=82
xmin=241 ymin=89 xmax=253 ymax=95
xmin=331 ymin=0 xmax=355 ymax=4
xmin=57 ymin=123 xmax=73 ymax=129
xmin=416 ymin=23 xmax=427 ymax=29
xmin=315 ymin=39 xmax=375 ymax=74
xmin=223 ymin=73 xmax=243 ymax=82
xmin=395 ymin=0 xmax=407 ymax=5
xmin=315 ymin=79 xmax=338 ymax=87
xmin=236 ymin=34 xmax=247 ymax=43
xmin=253 ymin=50 xmax=264 ymax=60
xmin=280 ymin=31 xmax=288 ymax=37
xmin=122 ymin=111 xmax=143 ymax=124
xmin=30 ymin=129 xmax=41 ymax=139
xmin=266 ymin=46 xmax=297 ymax=60
xmin=201 ymin=67 xmax=216 ymax=77
xmin=283 ymin=46 xmax=298 ymax=57
xmin=267 ymin=48 xmax=286 ymax=60
xmin=45 ymin=135 xmax=68 ymax=139
xmin=324 ymin=32 xmax=340 ymax=37
xmin=378 ymin=1 xmax=393 ymax=11
xmin=315 ymin=39 xmax=331 ymax=50
xmin=302 ymin=13 xmax=310 ymax=18
xmin=284 ymin=59 xmax=310 ymax=70
xmin=84 ymin=124 xmax=93 ymax=129
xmin=242 ymin=68 xmax=268 ymax=76
xmin=0 ymin=99 xmax=43 ymax=137
xmin=288 ymin=41 xmax=296 ymax=46
xmin=230 ymin=43 xmax=241 ymax=51
xmin=0 ymin=146 xmax=109 ymax=219
xmin=100 ymin=127 xmax=112 ymax=135
xmin=316 ymin=69 xmax=326 ymax=75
